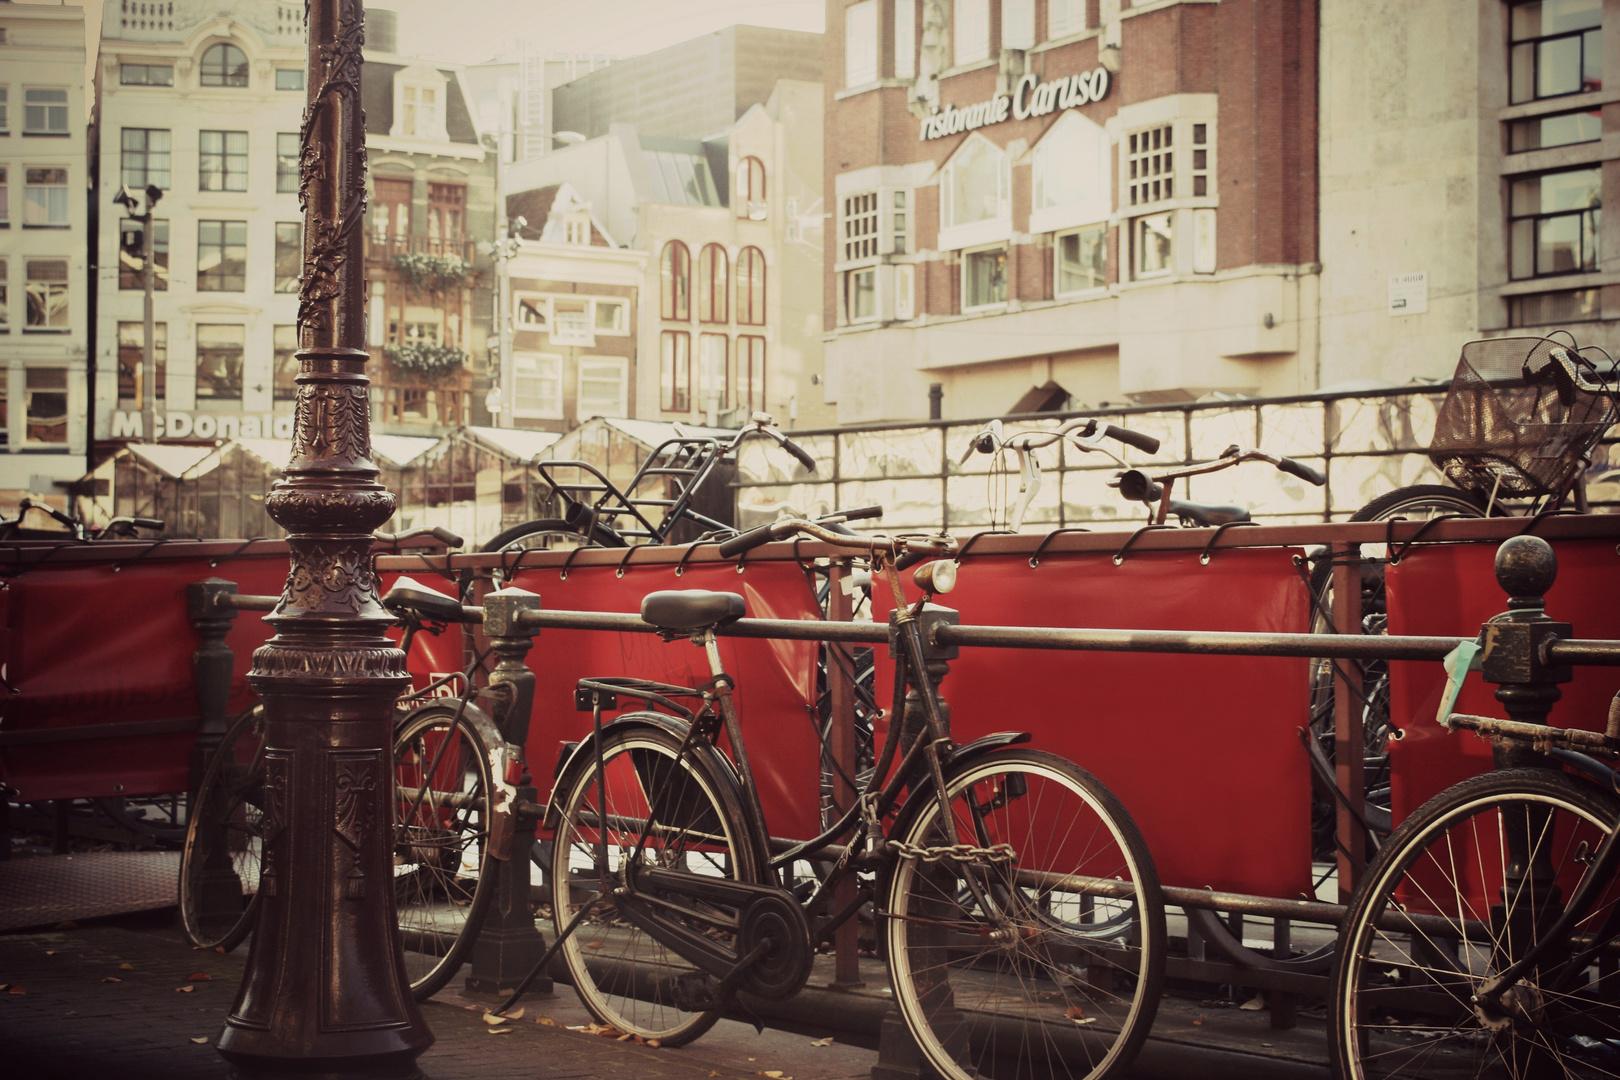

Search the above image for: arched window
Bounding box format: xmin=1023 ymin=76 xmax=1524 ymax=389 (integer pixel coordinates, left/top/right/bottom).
xmin=200 ymin=43 xmax=249 ymax=87
xmin=698 ymin=243 xmax=728 ymax=323
xmin=660 ymin=241 xmax=690 ymax=321
xmin=735 ymin=156 xmax=766 ymax=219
xmin=736 ymin=246 xmax=766 ymax=325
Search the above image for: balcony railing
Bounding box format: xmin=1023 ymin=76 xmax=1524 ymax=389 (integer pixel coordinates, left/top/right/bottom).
xmin=365 ymin=234 xmax=476 ymax=263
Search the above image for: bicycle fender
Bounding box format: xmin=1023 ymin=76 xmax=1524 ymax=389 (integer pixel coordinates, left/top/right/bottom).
xmin=945 ymin=731 xmax=1031 ymax=767
xmin=544 ymin=711 xmax=738 ymax=831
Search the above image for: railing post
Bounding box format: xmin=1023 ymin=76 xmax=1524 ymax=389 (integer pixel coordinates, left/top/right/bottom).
xmin=187 ymin=578 xmax=239 ymax=792
xmin=1330 ymin=541 xmax=1364 ymax=903
xmin=216 ymin=0 xmax=434 ymax=1073
xmin=824 ymin=560 xmax=862 ymax=990
xmin=464 ymin=586 xmax=549 ymax=996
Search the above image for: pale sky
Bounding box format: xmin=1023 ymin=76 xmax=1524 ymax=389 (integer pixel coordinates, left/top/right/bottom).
xmin=383 ymin=0 xmax=825 ymax=64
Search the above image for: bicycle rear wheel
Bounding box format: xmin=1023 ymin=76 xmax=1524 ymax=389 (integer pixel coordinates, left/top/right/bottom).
xmin=550 ymin=721 xmax=759 ymax=1045
xmin=883 ymin=748 xmax=1166 ymax=1080
xmin=179 ymin=706 xmax=267 ymax=950
xmin=1333 ymin=767 xmax=1620 ymax=1079
xmin=392 ymin=705 xmax=499 ymax=999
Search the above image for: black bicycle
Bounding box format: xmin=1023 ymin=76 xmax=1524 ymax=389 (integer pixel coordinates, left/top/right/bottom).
xmin=532 ymin=518 xmax=1165 ymax=1080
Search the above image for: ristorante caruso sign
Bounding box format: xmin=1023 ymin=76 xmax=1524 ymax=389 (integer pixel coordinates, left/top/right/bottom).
xmin=919 ymin=68 xmax=1112 ymax=141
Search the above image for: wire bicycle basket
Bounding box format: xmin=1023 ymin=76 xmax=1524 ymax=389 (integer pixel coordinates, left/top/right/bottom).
xmin=1428 ymin=335 xmax=1618 ymax=499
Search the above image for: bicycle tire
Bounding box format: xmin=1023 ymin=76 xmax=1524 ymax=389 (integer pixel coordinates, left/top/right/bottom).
xmin=392 ymin=704 xmax=500 ymax=999
xmin=1331 ymin=767 xmax=1620 ymax=1080
xmin=550 ymin=720 xmax=760 ymax=1045
xmin=178 ymin=706 xmax=268 ymax=951
xmin=883 ymin=748 xmax=1166 ymax=1080
xmin=1349 ymin=484 xmax=1491 ymax=524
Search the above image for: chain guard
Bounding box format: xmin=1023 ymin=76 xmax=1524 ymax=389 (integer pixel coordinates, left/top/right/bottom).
xmin=737 ymin=893 xmax=814 ymax=1000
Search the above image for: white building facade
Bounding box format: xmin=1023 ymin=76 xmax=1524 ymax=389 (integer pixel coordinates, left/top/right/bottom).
xmin=94 ymin=0 xmax=308 ymax=450
xmin=0 ymin=2 xmax=90 ymax=495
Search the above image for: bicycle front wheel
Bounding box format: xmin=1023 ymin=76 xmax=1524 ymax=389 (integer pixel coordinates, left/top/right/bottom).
xmin=179 ymin=706 xmax=267 ymax=951
xmin=392 ymin=705 xmax=499 ymax=999
xmin=1332 ymin=767 xmax=1620 ymax=1079
xmin=883 ymin=749 xmax=1166 ymax=1080
xmin=551 ymin=722 xmax=759 ymax=1046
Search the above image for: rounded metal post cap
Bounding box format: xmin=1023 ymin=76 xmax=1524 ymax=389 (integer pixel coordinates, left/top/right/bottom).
xmin=1495 ymin=534 xmax=1557 ymax=607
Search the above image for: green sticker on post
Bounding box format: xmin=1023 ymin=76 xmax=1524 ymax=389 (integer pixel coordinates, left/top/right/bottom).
xmin=1436 ymin=640 xmax=1483 ymax=730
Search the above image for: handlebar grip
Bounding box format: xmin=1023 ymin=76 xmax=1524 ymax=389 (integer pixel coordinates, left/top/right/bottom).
xmin=428 ymin=527 xmax=465 ymax=548
xmin=836 ymin=504 xmax=884 ymax=523
xmin=894 ymin=549 xmax=932 ymax=572
xmin=779 ymin=436 xmax=818 ymax=474
xmin=717 ymin=523 xmax=779 ymax=558
xmin=1277 ymin=457 xmax=1327 ymax=486
xmin=129 ymin=518 xmax=165 ymax=530
xmin=1104 ymin=424 xmax=1161 ymax=455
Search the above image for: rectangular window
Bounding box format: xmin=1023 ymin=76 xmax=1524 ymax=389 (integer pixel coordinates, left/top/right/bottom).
xmin=895 ymin=263 xmax=915 ymax=320
xmin=0 ymin=88 xmax=8 ymax=134
xmin=24 ymin=368 xmax=69 ymax=445
xmin=1510 ymin=167 xmax=1601 ymax=279
xmin=275 ymin=69 xmax=305 ymax=91
xmin=893 ymin=189 xmax=908 ymax=254
xmin=847 ymin=267 xmax=877 ymax=321
xmin=698 ymin=333 xmax=729 ymax=410
xmin=118 ymin=218 xmax=169 ymax=290
xmin=845 ymin=1 xmax=878 ymax=87
xmin=1508 ymin=287 xmax=1602 ymax=327
xmin=276 ymin=133 xmax=300 ymax=193
xmin=120 ymin=64 xmax=174 ymax=86
xmin=513 ymin=353 xmax=563 ymax=417
xmin=196 ymin=324 xmax=246 ymax=399
xmin=25 ymin=259 xmax=68 ymax=330
xmin=273 ymin=324 xmax=299 ymax=399
xmin=1048 ymin=0 xmax=1086 ymax=38
xmin=116 ymin=321 xmax=167 ymax=403
xmin=1 ymin=168 xmax=9 ymax=227
xmin=661 ymin=330 xmax=691 ymax=412
xmin=427 ymin=182 xmax=465 ymax=248
xmin=578 ymin=356 xmax=627 ymax=418
xmin=738 ymin=335 xmax=765 ymax=412
xmin=1511 ymin=0 xmax=1601 ymax=104
xmin=895 ymin=0 xmax=916 ymax=79
xmin=1135 ymin=213 xmax=1174 ymax=278
xmin=955 ymin=0 xmax=990 ymax=65
xmin=23 ymin=88 xmax=69 ymax=135
xmin=0 ymin=259 xmax=8 ymax=331
xmin=197 ymin=220 xmax=248 ymax=291
xmin=843 ymin=191 xmax=880 ymax=261
xmin=274 ymin=222 xmax=301 ymax=293
xmin=372 ymin=177 xmax=412 ymax=253
xmin=1191 ymin=123 xmax=1210 ymax=197
xmin=963 ymin=246 xmax=1007 ymax=309
xmin=1508 ymin=108 xmax=1602 ymax=151
xmin=551 ymin=298 xmax=593 ymax=345
xmin=1002 ymin=0 xmax=1034 ymax=50
xmin=1056 ymin=226 xmax=1107 ymax=294
xmin=401 ymin=84 xmax=438 ymax=137
xmin=121 ymin=128 xmax=172 ymax=189
xmin=595 ymin=299 xmax=626 ymax=333
xmin=1128 ymin=125 xmax=1174 ymax=206
xmin=24 ymin=168 xmax=69 ymax=227
xmin=199 ymin=130 xmax=249 ymax=192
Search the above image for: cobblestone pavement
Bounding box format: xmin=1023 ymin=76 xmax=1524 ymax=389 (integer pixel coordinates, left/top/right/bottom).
xmin=0 ymin=915 xmax=877 ymax=1080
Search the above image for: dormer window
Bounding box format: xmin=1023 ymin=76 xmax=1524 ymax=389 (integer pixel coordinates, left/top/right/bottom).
xmin=392 ymin=67 xmax=449 ymax=141
xmin=200 ymin=43 xmax=249 ymax=88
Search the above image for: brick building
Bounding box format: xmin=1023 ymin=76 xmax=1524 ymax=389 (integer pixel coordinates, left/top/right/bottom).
xmin=821 ymin=0 xmax=1318 ymax=422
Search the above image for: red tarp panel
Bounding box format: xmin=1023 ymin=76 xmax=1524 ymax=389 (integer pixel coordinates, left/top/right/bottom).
xmin=506 ymin=560 xmax=824 ymax=841
xmin=1387 ymin=538 xmax=1620 ymax=825
xmin=869 ymin=548 xmax=1313 ymax=900
xmin=0 ymin=548 xmax=461 ymax=803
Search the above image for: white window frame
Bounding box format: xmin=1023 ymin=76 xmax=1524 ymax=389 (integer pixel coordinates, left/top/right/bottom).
xmin=895 ymin=0 xmax=916 ymax=79
xmin=514 ymin=291 xmax=548 ymax=330
xmin=1030 ymin=111 xmax=1112 ymax=236
xmin=549 ymin=297 xmax=594 ymax=346
xmin=845 ymin=1 xmax=878 ymax=88
xmin=23 ymin=366 xmax=71 ymax=447
xmin=1134 ymin=212 xmax=1174 ymax=280
xmin=846 ymin=267 xmax=878 ymax=324
xmin=954 ymin=0 xmax=991 ymax=66
xmin=1002 ymin=0 xmax=1034 ymax=51
xmin=895 ymin=263 xmax=915 ymax=320
xmin=23 ymin=88 xmax=69 ymax=136
xmin=961 ymin=243 xmax=1009 ymax=312
xmin=593 ymin=297 xmax=629 ymax=335
xmin=577 ymin=355 xmax=628 ymax=418
xmin=391 ymin=66 xmax=449 ymax=141
xmin=938 ymin=134 xmax=1011 ymax=250
xmin=1047 ymin=0 xmax=1087 ymax=40
xmin=0 ymin=88 xmax=9 ymax=135
xmin=512 ymin=352 xmax=563 ymax=419
xmin=1054 ymin=225 xmax=1108 ymax=297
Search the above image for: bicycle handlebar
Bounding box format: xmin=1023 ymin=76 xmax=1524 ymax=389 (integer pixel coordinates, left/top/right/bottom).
xmin=718 ymin=518 xmax=954 ymax=560
xmin=1276 ymin=456 xmax=1327 ymax=486
xmin=777 ymin=435 xmax=818 ymax=473
xmin=1093 ymin=422 xmax=1161 ymax=455
xmin=373 ymin=526 xmax=465 ymax=549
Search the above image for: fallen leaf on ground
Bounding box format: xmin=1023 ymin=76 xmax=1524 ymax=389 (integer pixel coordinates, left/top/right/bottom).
xmin=118 ymin=963 xmax=135 ymax=971
xmin=646 ymin=1039 xmax=660 ymax=1048
xmin=535 ymin=1017 xmax=557 ymax=1027
xmin=215 ymin=947 xmax=225 ymax=954
xmin=185 ymin=972 xmax=211 ymax=982
xmin=189 ymin=1037 xmax=209 ymax=1045
xmin=192 ymin=945 xmax=212 ymax=951
xmin=810 ymin=1037 xmax=834 ymax=1047
xmin=482 ymin=1012 xmax=509 ymax=1026
xmin=176 ymin=986 xmax=196 ymax=994
xmin=708 ymin=1072 xmax=719 ymax=1078
xmin=1239 ymin=994 xmax=1265 ymax=1011
xmin=101 ymin=977 xmax=121 ymax=984
xmin=45 ymin=950 xmax=58 ymax=956
xmin=488 ymin=1027 xmax=514 ymax=1035
xmin=586 ymin=941 xmax=604 ymax=950
xmin=499 ymin=1006 xmax=524 ymax=1020
xmin=7 ymin=986 xmax=24 ymax=995
xmin=1064 ymin=1006 xmax=1085 ymax=1019
xmin=616 ymin=1033 xmax=632 ymax=1042
xmin=760 ymin=1071 xmax=786 ymax=1078
xmin=1192 ymin=1014 xmax=1204 ymax=1026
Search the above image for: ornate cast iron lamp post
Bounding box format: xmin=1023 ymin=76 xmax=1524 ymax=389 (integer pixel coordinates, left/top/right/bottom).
xmin=215 ymin=0 xmax=433 ymax=1074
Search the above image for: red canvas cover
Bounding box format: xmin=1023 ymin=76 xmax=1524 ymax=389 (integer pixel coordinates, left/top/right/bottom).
xmin=869 ymin=548 xmax=1314 ymax=900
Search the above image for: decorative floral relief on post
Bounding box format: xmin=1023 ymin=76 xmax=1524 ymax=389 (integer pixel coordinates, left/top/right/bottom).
xmin=259 ymin=753 xmax=291 ymax=897
xmin=290 ymin=384 xmax=371 ymax=463
xmin=333 ymin=754 xmax=379 ymax=901
xmin=251 ymin=645 xmax=408 ymax=681
xmin=283 ymin=543 xmax=379 ymax=611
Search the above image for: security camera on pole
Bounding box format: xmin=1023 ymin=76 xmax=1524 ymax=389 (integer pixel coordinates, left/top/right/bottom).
xmin=112 ymin=183 xmax=163 ymax=441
